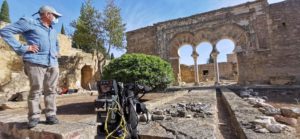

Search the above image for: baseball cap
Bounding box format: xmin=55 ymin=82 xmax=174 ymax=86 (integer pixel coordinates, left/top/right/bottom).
xmin=32 ymin=5 xmax=62 ymax=17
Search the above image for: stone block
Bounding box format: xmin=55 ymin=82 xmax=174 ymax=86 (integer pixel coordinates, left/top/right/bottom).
xmin=269 ymin=76 xmax=296 ymax=85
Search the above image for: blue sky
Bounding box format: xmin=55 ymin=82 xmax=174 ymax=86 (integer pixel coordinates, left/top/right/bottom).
xmin=2 ymin=0 xmax=284 ymax=65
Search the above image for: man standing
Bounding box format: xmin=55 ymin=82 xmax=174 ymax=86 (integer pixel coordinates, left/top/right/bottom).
xmin=0 ymin=5 xmax=62 ymax=128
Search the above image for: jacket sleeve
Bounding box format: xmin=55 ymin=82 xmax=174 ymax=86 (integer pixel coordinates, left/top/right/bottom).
xmin=0 ymin=18 xmax=31 ymax=56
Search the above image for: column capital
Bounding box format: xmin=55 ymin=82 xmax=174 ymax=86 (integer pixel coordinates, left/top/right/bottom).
xmin=210 ymin=46 xmax=219 ymax=57
xmin=191 ymin=50 xmax=199 ymax=58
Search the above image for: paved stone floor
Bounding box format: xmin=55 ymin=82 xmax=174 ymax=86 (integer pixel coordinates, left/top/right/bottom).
xmin=0 ymin=88 xmax=299 ymax=139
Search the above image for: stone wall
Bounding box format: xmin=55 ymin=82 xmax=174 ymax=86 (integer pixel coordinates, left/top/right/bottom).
xmin=126 ymin=26 xmax=157 ymax=56
xmin=267 ymin=0 xmax=300 ymax=84
xmin=227 ymin=54 xmax=237 ymax=63
xmin=126 ymin=0 xmax=300 ymax=85
xmin=180 ymin=65 xmax=194 ymax=83
xmin=56 ymin=34 xmax=99 ymax=90
xmin=180 ymin=62 xmax=237 ymax=83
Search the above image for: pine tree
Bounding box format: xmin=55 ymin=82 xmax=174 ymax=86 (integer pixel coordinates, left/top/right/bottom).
xmin=61 ymin=24 xmax=66 ymax=35
xmin=103 ymin=0 xmax=126 ymax=54
xmin=100 ymin=0 xmax=125 ymax=73
xmin=207 ymin=54 xmax=214 ymax=64
xmin=71 ymin=0 xmax=105 ymax=53
xmin=110 ymin=53 xmax=115 ymax=59
xmin=0 ymin=0 xmax=11 ymax=23
xmin=71 ymin=0 xmax=125 ymax=76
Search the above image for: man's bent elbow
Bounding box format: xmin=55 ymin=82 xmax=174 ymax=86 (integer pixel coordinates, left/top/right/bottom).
xmin=0 ymin=29 xmax=8 ymax=38
xmin=0 ymin=29 xmax=4 ymax=38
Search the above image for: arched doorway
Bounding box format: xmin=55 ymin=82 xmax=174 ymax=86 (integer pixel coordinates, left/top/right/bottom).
xmin=167 ymin=24 xmax=249 ymax=85
xmin=178 ymin=45 xmax=194 ymax=83
xmin=81 ymin=65 xmax=93 ymax=89
xmin=196 ymin=42 xmax=213 ymax=82
xmin=216 ymin=39 xmax=237 ymax=83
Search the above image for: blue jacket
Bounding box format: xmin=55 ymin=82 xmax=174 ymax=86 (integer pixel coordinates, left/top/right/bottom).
xmin=0 ymin=17 xmax=59 ymax=67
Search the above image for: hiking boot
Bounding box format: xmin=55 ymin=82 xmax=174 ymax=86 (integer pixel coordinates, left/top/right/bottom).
xmin=46 ymin=115 xmax=59 ymax=125
xmin=28 ymin=118 xmax=40 ymax=128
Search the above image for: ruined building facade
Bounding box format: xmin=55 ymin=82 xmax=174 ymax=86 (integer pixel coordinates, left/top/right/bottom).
xmin=126 ymin=0 xmax=300 ymax=85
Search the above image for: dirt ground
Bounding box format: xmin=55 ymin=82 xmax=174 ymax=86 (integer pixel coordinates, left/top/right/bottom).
xmin=55 ymin=93 xmax=97 ymax=122
xmin=55 ymin=92 xmax=170 ymax=122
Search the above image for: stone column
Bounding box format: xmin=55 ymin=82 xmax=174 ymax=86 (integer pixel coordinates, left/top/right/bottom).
xmin=192 ymin=50 xmax=199 ymax=85
xmin=211 ymin=45 xmax=220 ymax=85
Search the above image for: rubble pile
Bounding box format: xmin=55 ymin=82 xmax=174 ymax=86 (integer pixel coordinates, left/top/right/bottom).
xmin=239 ymin=88 xmax=299 ymax=133
xmin=140 ymin=102 xmax=213 ymax=122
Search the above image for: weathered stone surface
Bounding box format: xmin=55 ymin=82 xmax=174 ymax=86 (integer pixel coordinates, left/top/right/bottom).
xmin=0 ymin=95 xmax=98 ymax=139
xmin=138 ymin=89 xmax=217 ymax=138
xmin=255 ymin=102 xmax=275 ymax=110
xmin=159 ymin=119 xmax=216 ymax=139
xmin=58 ymin=52 xmax=99 ymax=90
xmin=266 ymin=123 xmax=287 ymax=133
xmin=245 ymin=97 xmax=265 ymax=105
xmin=127 ymin=0 xmax=300 ymax=85
xmin=281 ymin=107 xmax=300 ymax=118
xmin=186 ymin=114 xmax=192 ymax=118
xmin=176 ymin=107 xmax=186 ymax=117
xmin=222 ymin=88 xmax=297 ymax=139
xmin=0 ymin=94 xmax=6 ymax=106
xmin=143 ymin=90 xmax=188 ymax=111
xmin=152 ymin=100 xmax=213 ymax=119
xmin=180 ymin=62 xmax=237 ymax=83
xmin=259 ymin=107 xmax=281 ymax=116
xmin=1 ymin=101 xmax=27 ymax=109
xmin=274 ymin=115 xmax=298 ymax=127
xmin=270 ymin=76 xmax=296 ymax=85
xmin=1 ymin=72 xmax=30 ymax=99
xmin=8 ymin=91 xmax=29 ymax=102
xmin=251 ymin=116 xmax=277 ymax=127
xmin=255 ymin=128 xmax=269 ymax=133
xmin=240 ymin=91 xmax=252 ymax=98
xmin=152 ymin=115 xmax=165 ymax=121
xmin=152 ymin=109 xmax=164 ymax=115
xmin=0 ymin=46 xmax=23 ymax=86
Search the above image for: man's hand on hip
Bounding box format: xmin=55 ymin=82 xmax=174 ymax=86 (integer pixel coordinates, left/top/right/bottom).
xmin=27 ymin=45 xmax=39 ymax=53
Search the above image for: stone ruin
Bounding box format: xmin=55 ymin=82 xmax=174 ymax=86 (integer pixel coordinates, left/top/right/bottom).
xmin=236 ymin=88 xmax=299 ymax=134
xmin=140 ymin=102 xmax=213 ymax=122
xmin=126 ymin=0 xmax=300 ymax=86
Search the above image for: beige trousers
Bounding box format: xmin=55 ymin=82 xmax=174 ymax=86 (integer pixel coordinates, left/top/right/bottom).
xmin=24 ymin=61 xmax=59 ymax=120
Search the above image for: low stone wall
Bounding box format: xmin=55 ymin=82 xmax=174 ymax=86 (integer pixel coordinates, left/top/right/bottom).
xmin=221 ymin=88 xmax=297 ymax=139
xmin=180 ymin=62 xmax=237 ymax=83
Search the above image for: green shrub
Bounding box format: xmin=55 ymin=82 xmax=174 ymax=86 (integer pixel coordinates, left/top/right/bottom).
xmin=102 ymin=53 xmax=174 ymax=90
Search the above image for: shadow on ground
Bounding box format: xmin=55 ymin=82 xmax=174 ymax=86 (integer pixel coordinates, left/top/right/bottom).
xmin=57 ymin=102 xmax=95 ymax=115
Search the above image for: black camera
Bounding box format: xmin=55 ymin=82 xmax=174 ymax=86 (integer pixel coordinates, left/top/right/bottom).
xmin=95 ymin=80 xmax=118 ymax=109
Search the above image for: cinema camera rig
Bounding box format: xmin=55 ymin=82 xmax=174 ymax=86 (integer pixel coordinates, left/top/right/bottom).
xmin=95 ymin=80 xmax=150 ymax=139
